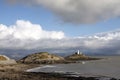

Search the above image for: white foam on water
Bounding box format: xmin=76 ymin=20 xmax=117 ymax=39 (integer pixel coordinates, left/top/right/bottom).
xmin=26 ymin=65 xmax=56 ymax=72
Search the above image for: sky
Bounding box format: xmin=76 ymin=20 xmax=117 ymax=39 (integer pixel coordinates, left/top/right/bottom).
xmin=0 ymin=0 xmax=120 ymax=58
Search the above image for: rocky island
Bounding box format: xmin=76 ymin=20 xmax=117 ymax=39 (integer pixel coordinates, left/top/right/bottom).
xmin=18 ymin=51 xmax=101 ymax=64
xmin=19 ymin=52 xmax=64 ymax=64
xmin=65 ymin=50 xmax=101 ymax=61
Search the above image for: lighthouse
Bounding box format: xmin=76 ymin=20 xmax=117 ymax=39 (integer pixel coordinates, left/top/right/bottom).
xmin=77 ymin=50 xmax=82 ymax=55
xmin=77 ymin=50 xmax=80 ymax=54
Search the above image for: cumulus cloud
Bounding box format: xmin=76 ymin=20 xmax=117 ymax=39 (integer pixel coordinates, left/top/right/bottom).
xmin=0 ymin=20 xmax=120 ymax=55
xmin=8 ymin=0 xmax=120 ymax=24
xmin=0 ymin=20 xmax=65 ymax=49
xmin=0 ymin=20 xmax=65 ymax=40
xmin=82 ymin=30 xmax=120 ymax=55
xmin=84 ymin=30 xmax=120 ymax=47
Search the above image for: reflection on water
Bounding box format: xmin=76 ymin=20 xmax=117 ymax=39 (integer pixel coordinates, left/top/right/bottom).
xmin=27 ymin=56 xmax=120 ymax=78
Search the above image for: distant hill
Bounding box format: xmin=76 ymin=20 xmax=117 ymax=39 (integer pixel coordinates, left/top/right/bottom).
xmin=19 ymin=52 xmax=64 ymax=64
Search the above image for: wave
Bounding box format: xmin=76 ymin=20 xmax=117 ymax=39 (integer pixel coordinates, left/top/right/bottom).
xmin=26 ymin=65 xmax=56 ymax=72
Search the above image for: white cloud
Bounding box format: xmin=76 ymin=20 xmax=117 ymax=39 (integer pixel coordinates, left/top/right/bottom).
xmin=82 ymin=30 xmax=120 ymax=51
xmin=88 ymin=30 xmax=120 ymax=41
xmin=8 ymin=0 xmax=120 ymax=24
xmin=0 ymin=20 xmax=65 ymax=49
xmin=0 ymin=20 xmax=65 ymax=40
xmin=0 ymin=20 xmax=120 ymax=55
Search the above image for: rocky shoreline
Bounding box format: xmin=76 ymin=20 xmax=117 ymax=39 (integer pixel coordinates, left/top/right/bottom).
xmin=0 ymin=64 xmax=119 ymax=80
xmin=0 ymin=52 xmax=119 ymax=80
xmin=0 ymin=70 xmax=119 ymax=80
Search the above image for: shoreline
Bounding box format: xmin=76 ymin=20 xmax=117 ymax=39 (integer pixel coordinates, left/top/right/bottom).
xmin=0 ymin=63 xmax=119 ymax=80
xmin=0 ymin=70 xmax=118 ymax=80
xmin=0 ymin=56 xmax=119 ymax=80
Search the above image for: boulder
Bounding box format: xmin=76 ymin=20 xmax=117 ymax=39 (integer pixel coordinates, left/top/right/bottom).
xmin=0 ymin=55 xmax=17 ymax=65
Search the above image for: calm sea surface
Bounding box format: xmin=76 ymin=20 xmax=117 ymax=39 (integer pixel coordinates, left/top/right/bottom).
xmin=27 ymin=56 xmax=120 ymax=78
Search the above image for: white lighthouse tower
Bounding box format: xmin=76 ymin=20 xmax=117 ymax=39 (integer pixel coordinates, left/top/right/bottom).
xmin=77 ymin=50 xmax=82 ymax=55
xmin=77 ymin=50 xmax=80 ymax=54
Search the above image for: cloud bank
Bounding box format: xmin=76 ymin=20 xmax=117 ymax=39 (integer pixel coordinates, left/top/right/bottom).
xmin=0 ymin=20 xmax=120 ymax=55
xmin=0 ymin=20 xmax=65 ymax=49
xmin=8 ymin=0 xmax=120 ymax=24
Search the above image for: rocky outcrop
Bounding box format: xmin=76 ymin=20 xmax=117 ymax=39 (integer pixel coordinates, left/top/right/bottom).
xmin=0 ymin=55 xmax=16 ymax=65
xmin=65 ymin=53 xmax=100 ymax=61
xmin=19 ymin=52 xmax=64 ymax=64
xmin=0 ymin=55 xmax=9 ymax=61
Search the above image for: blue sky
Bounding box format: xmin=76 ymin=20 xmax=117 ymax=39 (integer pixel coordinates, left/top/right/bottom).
xmin=1 ymin=0 xmax=120 ymax=37
xmin=0 ymin=0 xmax=120 ymax=57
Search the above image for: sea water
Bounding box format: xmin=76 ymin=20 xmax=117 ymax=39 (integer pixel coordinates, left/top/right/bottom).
xmin=26 ymin=56 xmax=120 ymax=79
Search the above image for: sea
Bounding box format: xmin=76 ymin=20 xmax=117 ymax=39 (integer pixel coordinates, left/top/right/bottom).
xmin=26 ymin=56 xmax=120 ymax=79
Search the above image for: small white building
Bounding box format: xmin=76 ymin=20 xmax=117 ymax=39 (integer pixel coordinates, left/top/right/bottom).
xmin=77 ymin=50 xmax=82 ymax=55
